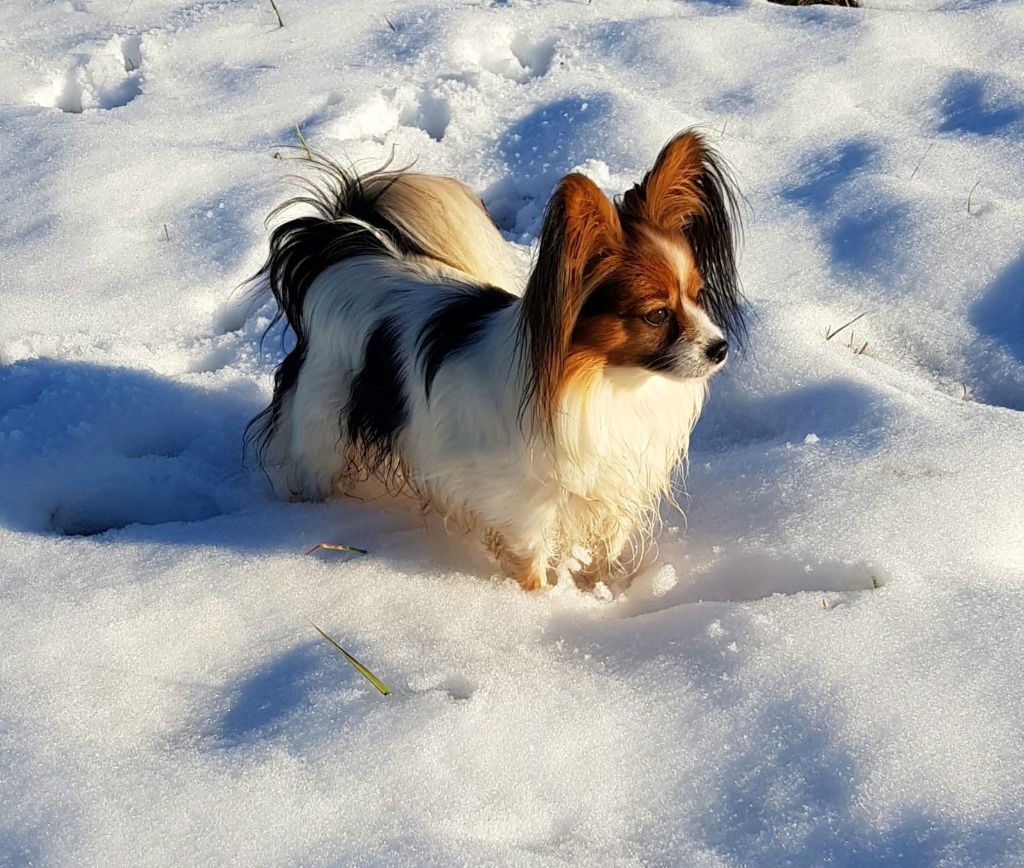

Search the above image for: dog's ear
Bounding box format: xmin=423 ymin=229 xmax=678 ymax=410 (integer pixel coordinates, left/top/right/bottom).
xmin=620 ymin=130 xmax=746 ymax=342
xmin=520 ymin=173 xmax=623 ymax=430
xmin=620 ymin=132 xmax=708 ymax=232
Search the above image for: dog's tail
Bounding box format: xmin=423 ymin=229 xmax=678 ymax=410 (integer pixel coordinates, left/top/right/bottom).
xmin=361 ymin=169 xmax=522 ymax=290
xmin=249 ymin=153 xmax=519 ymax=342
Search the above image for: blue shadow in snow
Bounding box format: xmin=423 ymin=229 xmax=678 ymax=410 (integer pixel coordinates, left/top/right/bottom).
xmin=367 ymin=10 xmax=448 ymax=62
xmin=549 ymin=603 xmax=1017 ymax=866
xmin=782 ymin=139 xmax=876 ymax=214
xmin=219 ymin=644 xmax=331 ymax=744
xmin=0 ymin=827 xmax=43 ymax=868
xmin=216 ymin=638 xmax=389 ymax=749
xmin=486 ymin=93 xmax=615 ymax=235
xmin=826 ymin=200 xmax=910 ymax=279
xmin=0 ymin=358 xmax=258 ymax=538
xmin=498 ymin=94 xmax=613 ymax=175
xmin=694 ymin=376 xmax=890 ymax=453
xmin=0 ymin=359 xmax=401 ymax=556
xmin=694 ymin=695 xmax=1016 ymax=867
xmin=781 ymin=140 xmax=907 ymax=279
xmin=971 ymin=250 xmax=1024 ymax=365
xmin=96 ymin=75 xmax=142 ymax=110
xmin=966 ymin=249 xmax=1024 ymax=410
xmin=937 ymin=71 xmax=1024 ymax=136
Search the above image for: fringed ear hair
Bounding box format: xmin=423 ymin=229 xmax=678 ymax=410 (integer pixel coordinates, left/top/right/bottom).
xmin=620 ymin=130 xmax=746 ymax=343
xmin=519 ymin=173 xmax=622 ymax=432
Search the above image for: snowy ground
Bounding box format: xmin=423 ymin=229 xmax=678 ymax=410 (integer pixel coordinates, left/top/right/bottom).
xmin=2 ymin=0 xmax=1024 ymax=864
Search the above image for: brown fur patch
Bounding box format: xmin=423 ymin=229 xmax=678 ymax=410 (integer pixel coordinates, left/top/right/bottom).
xmin=568 ymin=230 xmax=705 ymax=373
xmin=620 ymin=133 xmax=709 ymax=235
xmin=519 ymin=173 xmax=624 ymax=430
xmin=618 ymin=130 xmax=746 ymax=343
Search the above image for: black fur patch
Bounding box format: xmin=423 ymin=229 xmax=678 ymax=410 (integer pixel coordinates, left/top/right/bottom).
xmin=344 ymin=318 xmax=409 ymax=473
xmin=261 ymin=216 xmax=399 ymax=343
xmin=243 ymin=337 xmax=307 ymax=471
xmin=684 ymin=146 xmax=747 ymax=346
xmin=417 ymin=286 xmax=517 ymax=399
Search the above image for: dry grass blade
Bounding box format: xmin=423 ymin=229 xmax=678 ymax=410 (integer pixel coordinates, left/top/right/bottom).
xmin=825 ymin=311 xmax=868 ymax=341
xmin=909 ymin=142 xmax=934 ymax=181
xmin=269 ymin=0 xmax=283 ymax=27
xmin=306 ymin=542 xmax=369 ymax=555
xmin=967 ymin=180 xmax=981 ymax=215
xmin=307 ymin=619 xmax=392 ymax=696
xmin=768 ymin=0 xmax=859 ymax=6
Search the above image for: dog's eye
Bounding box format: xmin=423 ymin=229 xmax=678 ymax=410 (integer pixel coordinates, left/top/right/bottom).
xmin=642 ymin=308 xmax=671 ymax=326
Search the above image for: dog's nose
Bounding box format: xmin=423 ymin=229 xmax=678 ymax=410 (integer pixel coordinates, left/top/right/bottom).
xmin=705 ymin=339 xmax=729 ymax=365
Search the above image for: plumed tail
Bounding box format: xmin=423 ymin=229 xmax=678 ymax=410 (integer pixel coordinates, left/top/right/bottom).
xmin=251 ymin=153 xmax=513 ymax=333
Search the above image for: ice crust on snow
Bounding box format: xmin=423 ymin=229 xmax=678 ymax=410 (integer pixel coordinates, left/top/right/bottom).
xmin=1 ymin=0 xmax=1024 ymax=865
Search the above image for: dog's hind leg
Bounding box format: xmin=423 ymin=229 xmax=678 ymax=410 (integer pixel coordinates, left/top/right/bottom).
xmin=284 ymin=368 xmax=354 ymax=501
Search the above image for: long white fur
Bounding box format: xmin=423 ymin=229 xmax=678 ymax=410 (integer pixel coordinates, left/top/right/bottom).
xmin=261 ymin=173 xmax=717 ymax=587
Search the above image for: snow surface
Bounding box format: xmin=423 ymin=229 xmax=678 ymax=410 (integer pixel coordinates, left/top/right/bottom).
xmin=2 ymin=0 xmax=1024 ymax=864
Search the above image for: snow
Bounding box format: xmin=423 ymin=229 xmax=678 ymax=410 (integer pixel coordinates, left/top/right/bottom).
xmin=2 ymin=0 xmax=1023 ymax=864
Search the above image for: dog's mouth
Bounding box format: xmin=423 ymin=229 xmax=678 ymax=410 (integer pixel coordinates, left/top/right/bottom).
xmin=647 ymin=338 xmax=729 ymax=380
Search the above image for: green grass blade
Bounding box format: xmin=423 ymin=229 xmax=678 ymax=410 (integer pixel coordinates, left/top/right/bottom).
xmin=307 ymin=619 xmax=391 ymax=696
xmin=295 ymin=123 xmax=311 ymax=158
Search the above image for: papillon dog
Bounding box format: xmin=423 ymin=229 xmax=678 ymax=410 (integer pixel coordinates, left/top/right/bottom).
xmin=246 ymin=129 xmax=744 ymax=590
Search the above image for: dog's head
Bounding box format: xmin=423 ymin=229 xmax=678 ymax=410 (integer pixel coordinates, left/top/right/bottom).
xmin=521 ymin=130 xmax=745 ymax=425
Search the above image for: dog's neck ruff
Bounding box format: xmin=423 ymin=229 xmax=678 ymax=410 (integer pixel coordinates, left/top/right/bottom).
xmin=544 ymin=366 xmax=707 ymax=567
